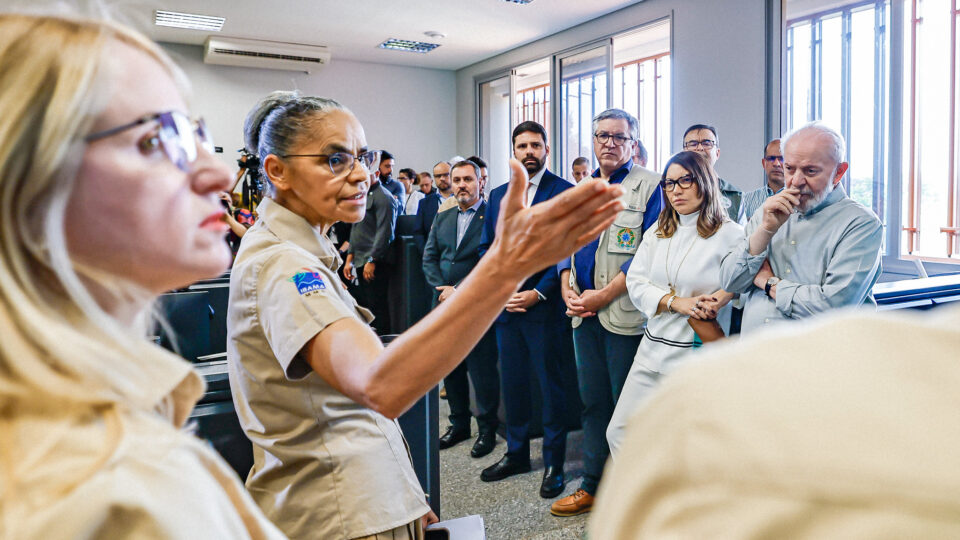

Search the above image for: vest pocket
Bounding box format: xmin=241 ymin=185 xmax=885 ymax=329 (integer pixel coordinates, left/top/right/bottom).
xmin=607 ymin=210 xmax=643 ymax=254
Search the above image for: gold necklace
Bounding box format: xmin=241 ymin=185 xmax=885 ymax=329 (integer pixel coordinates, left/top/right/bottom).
xmin=664 ymin=228 xmax=698 ymax=296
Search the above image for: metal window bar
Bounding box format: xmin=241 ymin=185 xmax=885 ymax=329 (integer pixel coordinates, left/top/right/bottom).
xmin=905 ymin=0 xmax=921 ymax=253
xmin=874 ymin=2 xmax=889 ymax=223
xmin=941 ymin=0 xmax=960 ymax=256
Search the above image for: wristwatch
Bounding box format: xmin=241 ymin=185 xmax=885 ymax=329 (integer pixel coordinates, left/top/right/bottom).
xmin=764 ymin=276 xmax=781 ymax=298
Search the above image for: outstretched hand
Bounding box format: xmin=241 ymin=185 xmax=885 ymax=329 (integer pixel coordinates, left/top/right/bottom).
xmin=490 ymin=159 xmax=624 ymax=284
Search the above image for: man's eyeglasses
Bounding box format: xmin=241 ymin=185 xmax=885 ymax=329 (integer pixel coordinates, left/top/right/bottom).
xmin=85 ymin=111 xmax=213 ymax=173
xmin=660 ymin=175 xmax=696 ymax=192
xmin=434 ymin=173 xmax=451 ymax=179
xmin=281 ymin=150 xmax=381 ymax=176
xmin=594 ymin=132 xmax=634 ymax=146
xmin=764 ymin=155 xmax=784 ymax=163
xmin=683 ymin=139 xmax=717 ymax=150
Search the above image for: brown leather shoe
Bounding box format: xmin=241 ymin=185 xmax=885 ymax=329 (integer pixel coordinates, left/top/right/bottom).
xmin=549 ymin=488 xmax=594 ymax=517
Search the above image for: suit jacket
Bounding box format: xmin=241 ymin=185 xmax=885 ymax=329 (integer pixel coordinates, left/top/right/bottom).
xmin=422 ymin=201 xmax=486 ymax=301
xmin=348 ymin=184 xmax=399 ymax=267
xmin=479 ymin=169 xmax=573 ymax=323
xmin=414 ymin=192 xmax=442 ymax=239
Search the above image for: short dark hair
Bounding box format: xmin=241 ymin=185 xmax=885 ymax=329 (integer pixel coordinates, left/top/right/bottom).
xmin=572 ymin=157 xmax=590 ymax=168
xmin=467 ymin=155 xmax=488 ymax=169
xmin=683 ymin=124 xmax=719 ymax=145
xmin=451 ymin=160 xmax=480 ymax=178
xmin=399 ymin=167 xmax=417 ymax=180
xmin=380 ymin=150 xmax=394 ymax=163
xmin=763 ymin=138 xmax=781 ymax=156
xmin=636 ymin=140 xmax=648 ymax=163
xmin=512 ymin=121 xmax=547 ymax=146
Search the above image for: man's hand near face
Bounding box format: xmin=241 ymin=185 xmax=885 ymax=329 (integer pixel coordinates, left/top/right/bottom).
xmin=749 ymin=187 xmax=801 ymax=255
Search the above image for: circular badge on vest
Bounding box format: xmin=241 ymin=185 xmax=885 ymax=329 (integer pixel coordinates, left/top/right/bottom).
xmin=615 ymin=228 xmax=637 ymax=250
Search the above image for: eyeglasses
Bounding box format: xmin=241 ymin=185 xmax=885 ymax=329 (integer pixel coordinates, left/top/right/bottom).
xmin=434 ymin=173 xmax=451 ymax=179
xmin=85 ymin=111 xmax=213 ymax=173
xmin=594 ymin=132 xmax=634 ymax=146
xmin=281 ymin=150 xmax=381 ymax=175
xmin=764 ymin=155 xmax=784 ymax=163
xmin=683 ymin=139 xmax=717 ymax=150
xmin=660 ymin=175 xmax=696 ymax=192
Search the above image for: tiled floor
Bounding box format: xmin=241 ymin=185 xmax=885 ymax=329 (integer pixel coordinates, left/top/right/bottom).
xmin=437 ymin=400 xmax=590 ymax=540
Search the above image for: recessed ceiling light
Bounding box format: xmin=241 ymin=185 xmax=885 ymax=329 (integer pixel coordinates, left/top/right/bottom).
xmin=378 ymin=38 xmax=440 ymax=54
xmin=424 ymin=31 xmax=446 ymax=39
xmin=154 ymin=10 xmax=225 ymax=31
xmin=503 ymin=0 xmax=534 ymax=4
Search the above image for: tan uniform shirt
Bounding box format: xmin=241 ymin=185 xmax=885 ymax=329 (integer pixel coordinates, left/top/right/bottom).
xmin=4 ymin=355 xmax=285 ymax=539
xmin=590 ymin=304 xmax=960 ymax=539
xmin=227 ymin=198 xmax=428 ymax=540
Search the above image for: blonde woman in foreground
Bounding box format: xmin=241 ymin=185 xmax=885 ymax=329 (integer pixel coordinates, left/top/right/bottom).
xmin=0 ymin=13 xmax=624 ymax=539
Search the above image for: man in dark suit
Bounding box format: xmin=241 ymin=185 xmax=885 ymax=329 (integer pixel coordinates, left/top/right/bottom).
xmin=422 ymin=160 xmax=500 ymax=458
xmin=413 ymin=160 xmax=454 ymax=248
xmin=478 ymin=121 xmax=574 ymax=499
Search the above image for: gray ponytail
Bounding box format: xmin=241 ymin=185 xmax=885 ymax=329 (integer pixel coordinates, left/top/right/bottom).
xmin=242 ymin=91 xmax=347 ymax=196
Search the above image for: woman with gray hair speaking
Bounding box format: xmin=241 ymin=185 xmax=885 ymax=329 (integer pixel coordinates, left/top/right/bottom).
xmin=0 ymin=11 xmax=624 ymax=540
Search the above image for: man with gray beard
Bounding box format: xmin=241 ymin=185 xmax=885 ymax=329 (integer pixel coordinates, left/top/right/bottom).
xmin=719 ymin=122 xmax=883 ymax=334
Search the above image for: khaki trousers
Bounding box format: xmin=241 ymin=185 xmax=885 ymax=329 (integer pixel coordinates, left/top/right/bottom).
xmin=353 ymin=519 xmax=423 ymax=540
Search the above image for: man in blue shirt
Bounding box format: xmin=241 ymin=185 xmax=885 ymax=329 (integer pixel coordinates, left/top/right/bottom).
xmin=551 ymin=109 xmax=664 ymax=517
xmin=741 ymin=139 xmax=784 ymax=221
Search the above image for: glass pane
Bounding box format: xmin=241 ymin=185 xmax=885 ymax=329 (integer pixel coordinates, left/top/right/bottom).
xmin=560 ymin=46 xmax=608 ymax=177
xmin=656 ymin=56 xmax=671 ymax=171
xmin=916 ymin=0 xmax=951 ymax=256
xmin=514 ymin=58 xmax=551 ymax=138
xmin=820 ymin=15 xmax=843 ymax=133
xmin=849 ymin=7 xmax=877 ymax=210
xmin=612 ymin=19 xmax=670 ymax=172
xmin=790 ymin=22 xmax=813 ymax=131
xmin=479 ymin=75 xmax=511 ymax=192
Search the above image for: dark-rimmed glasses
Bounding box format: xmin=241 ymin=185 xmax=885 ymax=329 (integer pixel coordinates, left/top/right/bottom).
xmin=683 ymin=139 xmax=716 ymax=150
xmin=594 ymin=132 xmax=634 ymax=146
xmin=660 ymin=175 xmax=696 ymax=192
xmin=281 ymin=150 xmax=380 ymax=176
xmin=85 ymin=111 xmax=213 ymax=173
xmin=764 ymin=155 xmax=784 ymax=163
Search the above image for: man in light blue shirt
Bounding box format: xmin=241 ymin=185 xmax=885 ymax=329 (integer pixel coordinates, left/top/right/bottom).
xmin=741 ymin=138 xmax=784 ymax=221
xmin=719 ymin=122 xmax=883 ymax=334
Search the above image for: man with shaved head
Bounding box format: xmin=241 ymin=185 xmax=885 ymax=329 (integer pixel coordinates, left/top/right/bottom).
xmin=719 ymin=122 xmax=883 ymax=334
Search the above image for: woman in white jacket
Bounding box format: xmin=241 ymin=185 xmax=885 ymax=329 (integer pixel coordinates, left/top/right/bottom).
xmin=607 ymin=151 xmax=744 ymax=457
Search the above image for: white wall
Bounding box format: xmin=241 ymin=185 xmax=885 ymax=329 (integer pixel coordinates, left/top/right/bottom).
xmin=161 ymin=43 xmax=457 ymax=177
xmin=455 ymin=0 xmax=772 ymax=192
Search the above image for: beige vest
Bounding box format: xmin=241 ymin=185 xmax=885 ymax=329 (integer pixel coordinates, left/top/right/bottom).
xmin=569 ymin=165 xmax=661 ymax=335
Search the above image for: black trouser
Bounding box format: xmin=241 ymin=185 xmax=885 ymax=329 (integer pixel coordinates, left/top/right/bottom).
xmin=357 ymin=261 xmax=392 ymax=335
xmin=444 ymin=327 xmax=500 ymax=434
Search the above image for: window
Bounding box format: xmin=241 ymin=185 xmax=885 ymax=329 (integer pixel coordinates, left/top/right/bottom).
xmin=477 ymin=19 xmax=671 ymax=187
xmin=903 ymin=0 xmax=959 ymax=259
xmin=785 ymin=0 xmax=960 ymax=264
xmin=784 ymin=1 xmax=890 ymax=225
xmin=555 ymin=20 xmax=671 ymax=178
xmin=612 ymin=20 xmax=671 ymax=172
xmin=559 ymin=45 xmax=609 ymax=178
xmin=514 ymin=59 xmax=551 ymax=136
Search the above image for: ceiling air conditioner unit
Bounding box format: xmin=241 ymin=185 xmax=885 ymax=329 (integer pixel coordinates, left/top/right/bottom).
xmin=203 ymin=37 xmax=330 ymax=73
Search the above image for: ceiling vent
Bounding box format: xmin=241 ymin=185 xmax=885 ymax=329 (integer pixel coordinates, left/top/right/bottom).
xmin=203 ymin=37 xmax=330 ymax=73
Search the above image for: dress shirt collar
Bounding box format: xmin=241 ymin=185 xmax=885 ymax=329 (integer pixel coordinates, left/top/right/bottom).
xmin=255 ymin=197 xmax=339 ymax=271
xmin=592 ymin=159 xmax=634 ymax=185
xmin=458 ymin=198 xmax=483 ymax=214
xmin=528 ymin=166 xmax=547 ymax=188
